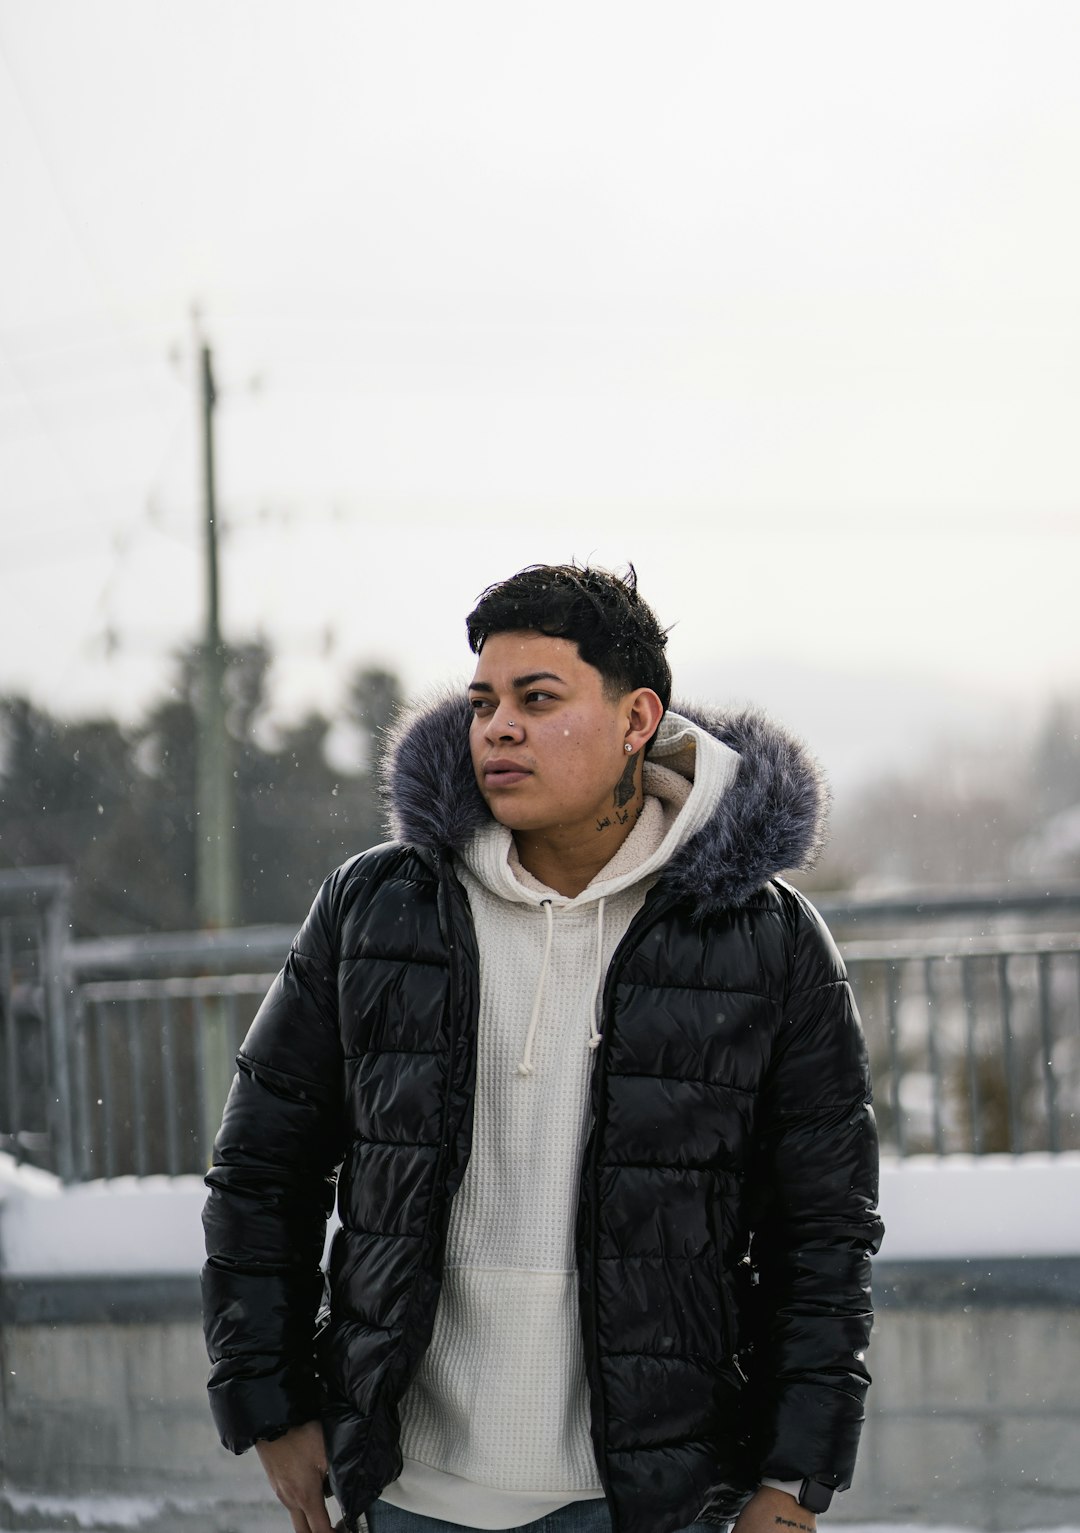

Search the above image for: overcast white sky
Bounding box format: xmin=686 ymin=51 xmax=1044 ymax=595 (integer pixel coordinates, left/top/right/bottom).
xmin=1 ymin=1 xmax=1078 ymax=785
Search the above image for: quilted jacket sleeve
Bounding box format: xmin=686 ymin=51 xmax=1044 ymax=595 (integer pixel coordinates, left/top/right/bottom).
xmin=747 ymin=890 xmax=884 ymax=1491
xmin=201 ymin=867 xmax=349 ymax=1453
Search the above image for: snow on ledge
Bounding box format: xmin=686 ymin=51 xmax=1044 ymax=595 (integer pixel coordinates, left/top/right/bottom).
xmin=2 ymin=1151 xmax=1079 ymax=1277
xmin=0 ymin=1161 xmax=209 ymax=1276
xmin=879 ymin=1152 xmax=1080 ymax=1260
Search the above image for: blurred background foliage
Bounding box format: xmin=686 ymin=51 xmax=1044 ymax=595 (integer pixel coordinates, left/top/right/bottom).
xmin=1 ymin=652 xmax=1077 ymax=937
xmin=808 ymin=694 xmax=1080 ymax=893
xmin=0 ymin=643 xmax=401 ymax=936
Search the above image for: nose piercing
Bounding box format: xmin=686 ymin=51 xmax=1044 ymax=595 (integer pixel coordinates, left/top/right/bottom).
xmin=506 ymin=719 xmax=516 ymax=727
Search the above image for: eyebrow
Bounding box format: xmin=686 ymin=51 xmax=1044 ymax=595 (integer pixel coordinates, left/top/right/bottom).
xmin=468 ymin=671 xmax=567 ymax=693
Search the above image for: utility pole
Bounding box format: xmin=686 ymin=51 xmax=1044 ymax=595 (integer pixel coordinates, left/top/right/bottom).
xmin=194 ymin=335 xmax=238 ymax=930
xmin=193 ymin=330 xmax=238 ymax=1160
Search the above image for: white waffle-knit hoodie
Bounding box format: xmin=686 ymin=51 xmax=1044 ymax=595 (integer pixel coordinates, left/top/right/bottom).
xmin=380 ymin=715 xmax=741 ymax=1530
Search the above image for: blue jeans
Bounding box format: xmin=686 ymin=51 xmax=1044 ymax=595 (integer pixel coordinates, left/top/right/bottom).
xmin=364 ymin=1498 xmax=720 ymax=1532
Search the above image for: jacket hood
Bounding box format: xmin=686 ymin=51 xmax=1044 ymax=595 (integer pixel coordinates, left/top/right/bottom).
xmin=381 ymin=690 xmax=829 ymax=916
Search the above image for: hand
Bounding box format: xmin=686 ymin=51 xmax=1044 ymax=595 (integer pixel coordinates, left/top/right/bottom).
xmin=255 ymin=1420 xmax=336 ymax=1533
xmin=733 ymin=1485 xmax=817 ymax=1533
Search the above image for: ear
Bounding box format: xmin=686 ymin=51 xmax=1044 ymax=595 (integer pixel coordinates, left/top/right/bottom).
xmin=623 ymin=688 xmax=665 ymax=755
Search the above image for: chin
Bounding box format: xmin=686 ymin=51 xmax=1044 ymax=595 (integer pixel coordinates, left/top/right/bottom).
xmin=485 ymin=804 xmax=536 ymax=832
xmin=481 ymin=794 xmax=547 ymax=833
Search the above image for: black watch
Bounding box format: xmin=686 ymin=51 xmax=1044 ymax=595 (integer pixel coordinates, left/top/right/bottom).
xmin=797 ymin=1479 xmax=834 ymax=1515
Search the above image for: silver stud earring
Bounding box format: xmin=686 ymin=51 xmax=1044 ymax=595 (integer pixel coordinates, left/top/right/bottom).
xmin=624 ymin=742 xmax=633 ymax=753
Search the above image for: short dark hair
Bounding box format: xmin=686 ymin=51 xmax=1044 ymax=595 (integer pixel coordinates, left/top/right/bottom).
xmin=466 ymin=563 xmax=672 ymax=720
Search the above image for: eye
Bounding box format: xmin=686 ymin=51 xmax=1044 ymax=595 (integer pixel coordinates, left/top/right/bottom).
xmin=468 ymin=697 xmax=494 ymax=714
xmin=524 ymin=689 xmax=556 ymax=704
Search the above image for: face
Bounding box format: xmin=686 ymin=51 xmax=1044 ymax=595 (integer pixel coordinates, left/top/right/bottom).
xmin=468 ymin=631 xmax=639 ymax=837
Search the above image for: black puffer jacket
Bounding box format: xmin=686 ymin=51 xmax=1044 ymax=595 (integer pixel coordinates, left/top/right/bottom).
xmin=202 ymin=698 xmax=883 ymax=1533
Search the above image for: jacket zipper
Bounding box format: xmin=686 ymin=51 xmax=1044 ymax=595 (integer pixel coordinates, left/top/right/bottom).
xmin=716 ymin=1252 xmax=748 ymax=1382
xmin=373 ymin=857 xmax=473 ymax=1500
xmin=434 ymin=853 xmax=473 ymax=1201
xmin=585 ymin=890 xmax=677 ymax=1533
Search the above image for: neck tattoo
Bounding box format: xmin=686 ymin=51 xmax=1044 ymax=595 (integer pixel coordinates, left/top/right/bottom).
xmin=613 ymin=750 xmax=639 ymax=809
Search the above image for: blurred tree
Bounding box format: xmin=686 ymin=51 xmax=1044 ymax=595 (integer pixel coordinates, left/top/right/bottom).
xmin=820 ymin=775 xmax=1028 ymax=889
xmin=345 ymin=664 xmax=402 ymax=772
xmin=225 ymin=639 xmax=273 ymax=743
xmin=1029 ymin=697 xmax=1080 ymax=816
xmin=812 ymin=692 xmax=1080 ymax=891
xmin=0 ymin=697 xmax=153 ymax=932
xmin=0 ymin=641 xmax=401 ymax=937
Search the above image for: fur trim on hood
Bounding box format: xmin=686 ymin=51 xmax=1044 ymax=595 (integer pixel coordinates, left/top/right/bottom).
xmin=380 ymin=690 xmax=829 ymax=916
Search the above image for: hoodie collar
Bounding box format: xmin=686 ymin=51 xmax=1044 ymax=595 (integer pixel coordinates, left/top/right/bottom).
xmin=381 ymin=690 xmax=829 ymax=918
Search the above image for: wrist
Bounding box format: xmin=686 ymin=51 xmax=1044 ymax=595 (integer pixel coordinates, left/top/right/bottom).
xmin=751 ymin=1486 xmax=816 ymax=1531
xmin=759 ymin=1476 xmax=834 ymax=1515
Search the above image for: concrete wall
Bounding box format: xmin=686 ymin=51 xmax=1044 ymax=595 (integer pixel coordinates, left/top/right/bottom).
xmin=0 ymin=1280 xmax=276 ymax=1533
xmin=2 ymin=1261 xmax=1079 ymax=1533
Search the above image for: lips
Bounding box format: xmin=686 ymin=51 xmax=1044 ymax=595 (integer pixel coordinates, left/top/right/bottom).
xmin=482 ymin=758 xmax=532 ymax=788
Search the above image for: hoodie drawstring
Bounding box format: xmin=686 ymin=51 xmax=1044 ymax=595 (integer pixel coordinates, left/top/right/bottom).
xmin=517 ymin=899 xmax=554 ymax=1077
xmin=587 ymin=897 xmax=606 ymax=1052
xmin=517 ymin=895 xmax=608 ymax=1077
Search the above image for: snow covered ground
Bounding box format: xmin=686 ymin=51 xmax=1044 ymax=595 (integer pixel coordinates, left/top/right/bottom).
xmin=3 ymin=1150 xmax=1080 ymax=1276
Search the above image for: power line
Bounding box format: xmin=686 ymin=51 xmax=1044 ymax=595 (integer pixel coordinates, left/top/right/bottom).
xmin=37 ymin=410 xmax=193 ymax=698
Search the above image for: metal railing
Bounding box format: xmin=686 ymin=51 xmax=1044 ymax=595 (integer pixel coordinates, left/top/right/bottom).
xmin=63 ymin=924 xmax=297 ymax=1179
xmin=70 ymin=973 xmax=276 ymax=1181
xmin=0 ymin=868 xmax=74 ymax=1177
xmin=65 ymin=933 xmax=1080 ymax=1179
xmin=3 ymin=873 xmax=1078 ymax=1180
xmin=846 ymin=933 xmax=1080 ymax=1156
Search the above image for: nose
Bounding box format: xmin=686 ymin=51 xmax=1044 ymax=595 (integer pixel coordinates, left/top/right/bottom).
xmin=485 ymin=706 xmax=523 ymax=742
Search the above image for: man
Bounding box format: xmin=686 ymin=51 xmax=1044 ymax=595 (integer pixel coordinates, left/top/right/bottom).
xmin=203 ymin=564 xmax=883 ymax=1533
